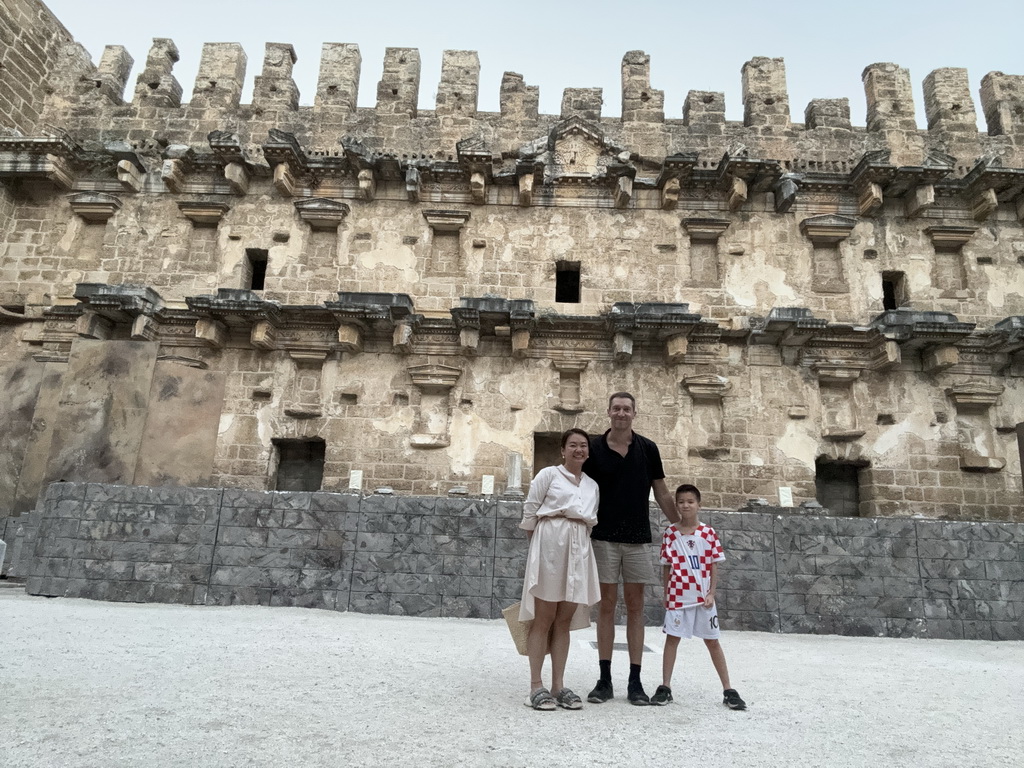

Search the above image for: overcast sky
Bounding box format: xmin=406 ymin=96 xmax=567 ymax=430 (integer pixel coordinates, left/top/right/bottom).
xmin=45 ymin=0 xmax=1023 ymax=128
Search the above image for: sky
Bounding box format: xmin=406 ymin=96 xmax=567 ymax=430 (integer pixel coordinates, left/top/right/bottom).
xmin=44 ymin=0 xmax=1024 ymax=128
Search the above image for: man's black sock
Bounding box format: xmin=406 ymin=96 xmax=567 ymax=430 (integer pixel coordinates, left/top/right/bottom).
xmin=599 ymin=659 xmax=612 ymax=682
xmin=629 ymin=663 xmax=642 ymax=683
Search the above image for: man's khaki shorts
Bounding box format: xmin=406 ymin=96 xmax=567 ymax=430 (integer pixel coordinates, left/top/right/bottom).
xmin=591 ymin=539 xmax=655 ymax=585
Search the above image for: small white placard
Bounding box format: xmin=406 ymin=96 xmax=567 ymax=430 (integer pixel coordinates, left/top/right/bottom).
xmin=778 ymin=486 xmax=793 ymax=507
xmin=481 ymin=475 xmax=495 ymax=495
xmin=348 ymin=470 xmax=363 ymax=490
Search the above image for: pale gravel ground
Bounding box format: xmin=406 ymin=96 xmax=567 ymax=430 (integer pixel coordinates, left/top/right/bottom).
xmin=1 ymin=590 xmax=1022 ymax=768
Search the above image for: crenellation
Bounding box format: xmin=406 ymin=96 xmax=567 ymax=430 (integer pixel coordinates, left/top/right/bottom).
xmin=561 ymin=87 xmax=602 ymax=121
xmin=621 ymin=50 xmax=664 ymax=123
xmin=923 ymin=68 xmax=978 ymax=135
xmin=132 ymin=38 xmax=183 ymax=108
xmin=315 ymin=42 xmax=361 ymax=113
xmin=376 ymin=48 xmax=420 ymax=118
xmin=85 ymin=45 xmax=134 ymax=104
xmin=435 ymin=50 xmax=480 ymax=116
xmin=979 ymin=71 xmax=1024 ymax=138
xmin=862 ymin=62 xmax=917 ymax=134
xmin=499 ymin=72 xmax=539 ymax=121
xmin=191 ymin=43 xmax=247 ymax=110
xmin=804 ymin=98 xmax=851 ymax=130
xmin=742 ymin=57 xmax=790 ymax=129
xmin=253 ymin=43 xmax=299 ymax=112
xmin=683 ymin=90 xmax=725 ymax=129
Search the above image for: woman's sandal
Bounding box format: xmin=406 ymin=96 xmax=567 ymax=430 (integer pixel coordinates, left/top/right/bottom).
xmin=527 ymin=687 xmax=557 ymax=710
xmin=555 ymin=688 xmax=583 ymax=710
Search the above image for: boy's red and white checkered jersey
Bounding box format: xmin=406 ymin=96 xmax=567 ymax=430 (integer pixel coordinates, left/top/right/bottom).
xmin=660 ymin=523 xmax=725 ymax=609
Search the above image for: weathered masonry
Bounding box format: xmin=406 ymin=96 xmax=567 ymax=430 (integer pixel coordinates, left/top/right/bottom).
xmin=1 ymin=0 xmax=1023 ymax=586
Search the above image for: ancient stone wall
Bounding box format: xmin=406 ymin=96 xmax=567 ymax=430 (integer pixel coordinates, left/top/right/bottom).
xmin=20 ymin=482 xmax=1024 ymax=640
xmin=0 ymin=4 xmax=1023 ymax=540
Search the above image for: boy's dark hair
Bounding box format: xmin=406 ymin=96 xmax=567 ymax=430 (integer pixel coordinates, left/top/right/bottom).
xmin=560 ymin=427 xmax=589 ymax=449
xmin=675 ymin=484 xmax=701 ymax=503
xmin=607 ymin=391 xmax=636 ymax=409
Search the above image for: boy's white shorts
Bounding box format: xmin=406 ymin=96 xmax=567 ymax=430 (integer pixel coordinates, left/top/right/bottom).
xmin=663 ymin=604 xmax=721 ymax=640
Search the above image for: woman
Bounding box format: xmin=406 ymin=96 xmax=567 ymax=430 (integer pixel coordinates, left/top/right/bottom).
xmin=519 ymin=428 xmax=601 ymax=710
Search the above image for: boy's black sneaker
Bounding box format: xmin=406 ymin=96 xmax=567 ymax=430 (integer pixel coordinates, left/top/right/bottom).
xmin=587 ymin=679 xmax=613 ymax=703
xmin=627 ymin=680 xmax=650 ymax=706
xmin=650 ymin=685 xmax=673 ymax=706
xmin=723 ymin=689 xmax=746 ymax=710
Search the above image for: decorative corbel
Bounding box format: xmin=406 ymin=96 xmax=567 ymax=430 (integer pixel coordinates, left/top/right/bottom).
xmin=516 ymin=160 xmax=542 ymax=207
xmin=294 ymin=197 xmax=350 ymax=230
xmin=263 ymin=129 xmax=307 ymax=198
xmin=406 ymin=166 xmax=421 ymax=202
xmin=904 ymin=184 xmax=935 ymax=218
xmin=849 ymin=150 xmax=897 ymax=217
xmin=116 ymin=160 xmax=144 ymax=192
xmin=160 ymin=145 xmax=194 ymax=193
xmin=392 ymin=315 xmax=419 ymax=353
xmin=457 ymin=137 xmax=493 ymax=205
xmin=177 ymin=201 xmax=229 ymax=227
xmin=657 ymin=153 xmax=698 ymax=211
xmin=68 ymin=192 xmax=122 ymax=223
xmin=0 ymin=132 xmax=80 ymax=190
xmin=961 ymin=158 xmax=1024 ymax=223
xmin=195 ymin=317 xmax=228 ymax=348
xmin=251 ymin=320 xmax=277 ymax=350
xmin=450 ymin=306 xmax=481 ymax=355
xmin=773 ymin=175 xmax=799 ymax=214
xmin=509 ymin=299 xmax=535 ymax=359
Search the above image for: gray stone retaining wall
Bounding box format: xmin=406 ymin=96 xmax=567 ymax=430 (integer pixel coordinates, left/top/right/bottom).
xmin=19 ymin=483 xmax=1024 ymax=640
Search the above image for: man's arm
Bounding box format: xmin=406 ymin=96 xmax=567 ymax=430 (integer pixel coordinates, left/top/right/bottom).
xmin=652 ymin=478 xmax=678 ymax=524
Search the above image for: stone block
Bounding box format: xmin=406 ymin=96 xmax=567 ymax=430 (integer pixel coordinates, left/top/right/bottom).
xmin=441 ymin=596 xmax=492 ymax=619
xmin=742 ymin=57 xmax=790 ymax=127
xmin=349 ymin=591 xmax=390 ymax=614
xmin=721 ymin=610 xmax=778 ymax=633
xmin=390 ymin=592 xmax=442 ymax=617
xmin=270 ymin=588 xmax=337 ymax=611
xmin=804 ymin=98 xmax=851 ymax=129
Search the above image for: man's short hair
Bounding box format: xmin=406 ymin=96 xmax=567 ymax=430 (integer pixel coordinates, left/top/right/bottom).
xmin=675 ymin=484 xmax=701 ymax=503
xmin=607 ymin=391 xmax=636 ymax=409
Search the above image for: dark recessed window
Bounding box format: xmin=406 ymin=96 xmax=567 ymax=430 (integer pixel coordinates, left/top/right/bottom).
xmin=881 ymin=271 xmax=907 ymax=310
xmin=246 ymin=249 xmax=268 ymax=291
xmin=815 ymin=459 xmax=862 ymax=517
xmin=555 ymin=261 xmax=581 ymax=303
xmin=273 ymin=438 xmax=325 ymax=492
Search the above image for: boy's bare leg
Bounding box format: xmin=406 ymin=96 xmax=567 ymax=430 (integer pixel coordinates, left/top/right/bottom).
xmin=596 ymin=582 xmax=618 ymax=659
xmin=623 ymin=582 xmax=646 ymax=665
xmin=662 ymin=634 xmax=680 ymax=687
xmin=548 ymin=601 xmax=577 ymax=694
xmin=704 ymin=638 xmax=732 ymax=690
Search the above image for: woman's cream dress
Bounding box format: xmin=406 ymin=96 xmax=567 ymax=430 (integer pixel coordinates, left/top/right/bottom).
xmin=518 ymin=465 xmax=601 ymax=624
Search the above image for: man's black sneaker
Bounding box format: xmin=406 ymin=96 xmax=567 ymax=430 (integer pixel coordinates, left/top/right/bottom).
xmin=723 ymin=689 xmax=746 ymax=710
xmin=627 ymin=680 xmax=650 ymax=706
xmin=587 ymin=679 xmax=613 ymax=703
xmin=650 ymin=685 xmax=673 ymax=706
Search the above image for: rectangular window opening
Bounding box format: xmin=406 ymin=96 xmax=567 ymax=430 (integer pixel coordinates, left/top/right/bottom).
xmin=814 ymin=458 xmax=863 ymax=517
xmin=881 ymin=271 xmax=907 ymax=311
xmin=246 ymin=248 xmax=268 ymax=291
xmin=273 ymin=438 xmax=325 ymax=492
xmin=555 ymin=261 xmax=581 ymax=303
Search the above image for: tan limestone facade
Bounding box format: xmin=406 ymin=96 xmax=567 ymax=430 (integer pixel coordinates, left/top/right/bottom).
xmin=1 ymin=1 xmax=1023 ymax=536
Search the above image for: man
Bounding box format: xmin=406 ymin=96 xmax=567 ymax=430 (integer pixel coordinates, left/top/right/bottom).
xmin=583 ymin=392 xmax=677 ymax=705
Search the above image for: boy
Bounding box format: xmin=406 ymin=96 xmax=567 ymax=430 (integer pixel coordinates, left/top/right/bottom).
xmin=651 ymin=484 xmax=746 ymax=710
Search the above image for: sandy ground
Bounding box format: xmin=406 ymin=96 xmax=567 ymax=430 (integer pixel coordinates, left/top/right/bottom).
xmin=1 ymin=589 xmax=1022 ymax=768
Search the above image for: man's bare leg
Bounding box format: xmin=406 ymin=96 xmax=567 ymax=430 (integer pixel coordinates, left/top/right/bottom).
xmin=623 ymin=582 xmax=650 ymax=704
xmin=588 ymin=582 xmax=619 ymax=703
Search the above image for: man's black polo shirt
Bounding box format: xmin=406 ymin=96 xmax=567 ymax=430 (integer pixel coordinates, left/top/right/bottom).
xmin=583 ymin=429 xmax=666 ymax=544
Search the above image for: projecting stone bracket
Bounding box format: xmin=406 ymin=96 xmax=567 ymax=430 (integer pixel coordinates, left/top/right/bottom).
xmin=178 ymin=201 xmax=229 ymax=227
xmin=68 ymin=192 xmax=122 ymax=223
xmin=294 ymin=197 xmax=350 ymax=230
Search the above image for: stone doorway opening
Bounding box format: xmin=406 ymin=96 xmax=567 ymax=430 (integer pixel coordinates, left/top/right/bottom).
xmin=815 ymin=458 xmax=864 ymax=516
xmin=273 ymin=438 xmax=326 ymax=492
